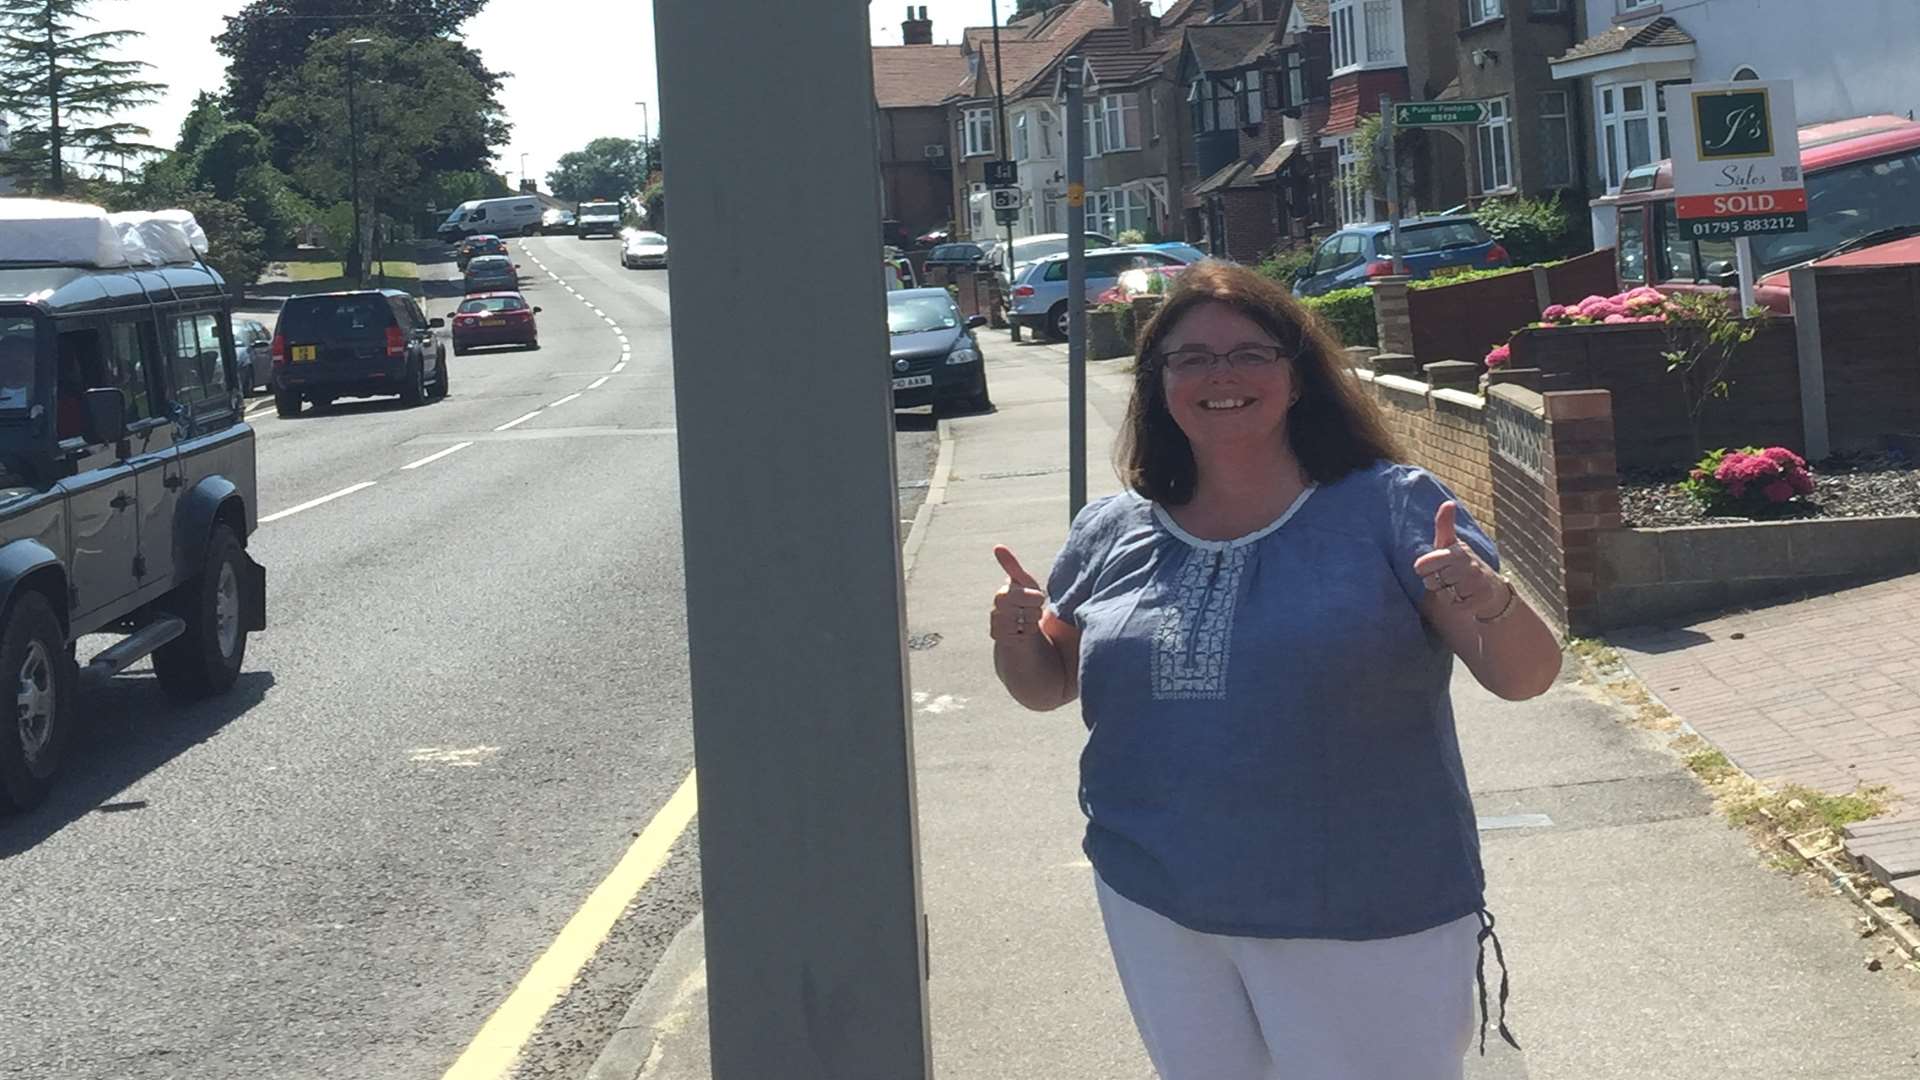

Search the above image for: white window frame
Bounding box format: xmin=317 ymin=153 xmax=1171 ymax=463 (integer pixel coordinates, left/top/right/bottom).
xmin=1038 ymin=106 xmax=1056 ymax=157
xmin=1103 ymin=93 xmax=1142 ymax=152
xmin=1111 ymin=186 xmax=1150 ymax=235
xmin=1335 ymin=134 xmax=1372 ymax=224
xmin=1476 ymin=95 xmax=1514 ymax=193
xmin=1084 ymin=101 xmax=1105 ymax=157
xmin=1285 ymin=50 xmax=1307 ymax=106
xmin=1538 ymin=89 xmax=1573 ymax=188
xmin=963 ymin=107 xmax=995 ymax=158
xmin=1241 ymin=73 xmax=1264 ymax=123
xmin=1331 ymin=0 xmax=1405 ymax=75
xmin=1149 ymin=87 xmax=1161 ymax=141
xmin=1622 ymin=0 xmax=1658 ymax=8
xmin=1331 ymin=1 xmax=1357 ymax=70
xmin=1085 ymin=190 xmax=1116 ymax=236
xmin=1013 ymin=112 xmax=1030 ymax=162
xmin=1594 ymin=77 xmax=1687 ymax=193
xmin=1467 ymin=0 xmax=1503 ymax=25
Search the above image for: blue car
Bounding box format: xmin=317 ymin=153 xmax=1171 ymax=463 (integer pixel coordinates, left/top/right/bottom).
xmin=1291 ymin=216 xmax=1507 ymax=297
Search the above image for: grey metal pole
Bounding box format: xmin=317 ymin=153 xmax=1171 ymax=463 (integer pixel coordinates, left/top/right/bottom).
xmin=1381 ymin=94 xmax=1403 ymax=276
xmin=654 ymin=4 xmax=931 ymax=1079
xmin=1066 ymin=55 xmax=1087 ymax=519
xmin=991 ymin=0 xmax=1021 ymax=342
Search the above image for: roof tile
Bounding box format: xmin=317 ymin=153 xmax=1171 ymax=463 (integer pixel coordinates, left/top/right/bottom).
xmin=1555 ymin=15 xmax=1694 ymax=65
xmin=872 ymin=45 xmax=971 ymax=109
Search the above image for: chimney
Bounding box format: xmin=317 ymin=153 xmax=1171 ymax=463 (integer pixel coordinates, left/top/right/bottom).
xmin=1112 ymin=0 xmax=1139 ymax=28
xmin=902 ymin=5 xmax=933 ymax=45
xmin=1132 ymin=12 xmax=1160 ymax=50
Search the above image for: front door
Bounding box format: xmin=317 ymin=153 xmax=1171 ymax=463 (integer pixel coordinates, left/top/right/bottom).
xmin=52 ymin=327 xmax=138 ymax=621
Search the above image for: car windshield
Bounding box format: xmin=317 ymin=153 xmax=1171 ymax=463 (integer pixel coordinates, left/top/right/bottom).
xmin=580 ymin=203 xmax=622 ymax=217
xmin=0 ymin=316 xmax=35 ymax=412
xmin=1385 ymin=221 xmax=1489 ymax=255
xmin=458 ymin=296 xmax=527 ymax=313
xmin=1748 ymin=146 xmax=1920 ymax=274
xmin=887 ymin=295 xmax=959 ymax=335
xmin=930 ymin=244 xmax=980 ymax=262
xmin=280 ymin=296 xmax=391 ymax=339
xmin=628 ymin=232 xmax=667 ymax=245
xmin=469 ymin=257 xmax=511 ymax=270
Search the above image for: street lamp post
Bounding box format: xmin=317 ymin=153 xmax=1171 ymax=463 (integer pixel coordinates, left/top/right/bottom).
xmin=345 ymin=37 xmax=373 ymax=287
xmin=634 ymin=100 xmax=652 ymax=177
xmin=520 ymin=152 xmax=530 ymax=192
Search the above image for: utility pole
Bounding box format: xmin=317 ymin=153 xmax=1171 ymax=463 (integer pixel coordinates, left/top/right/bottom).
xmin=1381 ymin=94 xmax=1404 ymax=276
xmin=991 ymin=0 xmax=1020 ymax=341
xmin=654 ymin=3 xmax=931 ymax=1078
xmin=1066 ymin=55 xmax=1087 ymax=519
xmin=46 ymin=20 xmax=62 ymax=195
xmin=345 ymin=38 xmax=372 ymax=287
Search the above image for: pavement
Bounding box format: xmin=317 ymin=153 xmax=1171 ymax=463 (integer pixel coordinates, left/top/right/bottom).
xmin=0 ymin=237 xmax=937 ymax=1079
xmin=590 ymin=333 xmax=1920 ymax=1080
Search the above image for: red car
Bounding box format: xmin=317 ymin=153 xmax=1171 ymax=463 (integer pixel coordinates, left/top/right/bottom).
xmin=448 ymin=292 xmax=541 ymax=354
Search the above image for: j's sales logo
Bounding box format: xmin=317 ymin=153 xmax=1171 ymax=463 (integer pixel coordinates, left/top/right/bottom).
xmin=1695 ymin=89 xmax=1775 ymax=160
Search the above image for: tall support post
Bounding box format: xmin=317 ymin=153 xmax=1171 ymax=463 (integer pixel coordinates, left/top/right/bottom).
xmin=1066 ymin=55 xmax=1088 ymax=519
xmin=654 ymin=4 xmax=932 ymax=1077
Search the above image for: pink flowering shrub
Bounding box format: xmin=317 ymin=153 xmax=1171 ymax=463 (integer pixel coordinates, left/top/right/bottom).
xmin=1679 ymin=445 xmax=1816 ymax=516
xmin=1484 ymin=343 xmax=1512 ymax=368
xmin=1538 ymin=287 xmax=1670 ymax=326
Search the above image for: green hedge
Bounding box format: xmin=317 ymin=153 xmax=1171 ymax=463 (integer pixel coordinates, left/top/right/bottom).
xmin=1472 ymin=193 xmax=1592 ymax=266
xmin=1255 ymin=248 xmax=1315 ymax=286
xmin=1301 ymin=287 xmax=1376 ymax=348
xmin=1408 ymin=265 xmax=1532 ymax=290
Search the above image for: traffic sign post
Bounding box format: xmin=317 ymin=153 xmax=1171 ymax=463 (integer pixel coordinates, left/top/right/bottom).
xmin=1392 ymin=100 xmax=1491 ymax=127
xmin=1665 ymin=80 xmax=1806 ymax=309
xmin=985 ymin=160 xmax=1018 ymax=187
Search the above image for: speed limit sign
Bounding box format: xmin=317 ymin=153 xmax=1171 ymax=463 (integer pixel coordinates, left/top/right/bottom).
xmin=990 ymin=188 xmax=1022 ymax=211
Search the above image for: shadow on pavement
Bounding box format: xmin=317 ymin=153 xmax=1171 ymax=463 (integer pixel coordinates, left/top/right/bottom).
xmin=894 ymin=412 xmax=937 ymax=432
xmin=0 ymin=670 xmax=276 ymax=858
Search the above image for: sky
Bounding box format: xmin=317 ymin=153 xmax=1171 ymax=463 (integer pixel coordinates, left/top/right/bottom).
xmin=79 ymin=1 xmax=1112 ymax=191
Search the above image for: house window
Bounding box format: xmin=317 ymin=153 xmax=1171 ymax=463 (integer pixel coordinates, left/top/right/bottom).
xmin=1103 ymin=93 xmax=1143 ymax=151
xmin=1085 ymin=102 xmax=1105 ymax=156
xmin=1362 ymin=0 xmax=1401 ymax=64
xmin=1241 ymin=74 xmax=1264 ymax=123
xmin=1466 ymin=0 xmax=1503 ymax=25
xmin=1109 ymin=187 xmax=1150 ymax=234
xmin=1596 ymin=78 xmax=1688 ymax=192
xmin=1731 ymin=65 xmax=1760 ymax=81
xmin=1538 ymin=90 xmax=1572 ymax=187
xmin=963 ymin=107 xmax=995 ymax=157
xmin=1039 ymin=106 xmax=1055 ymax=157
xmin=1331 ymin=2 xmax=1357 ymax=69
xmin=1335 ymin=135 xmax=1371 ymax=224
xmin=1085 ymin=190 xmax=1115 ymax=235
xmin=1327 ymin=0 xmax=1402 ymax=70
xmin=1149 ymin=88 xmax=1161 ymax=141
xmin=1014 ymin=113 xmax=1030 ymax=162
xmin=1656 ymin=78 xmax=1688 ymax=158
xmin=1529 ymin=0 xmax=1563 ymax=10
xmin=1477 ymin=96 xmax=1513 ymax=192
xmin=1188 ymin=79 xmax=1239 ymax=133
xmin=1284 ymin=51 xmax=1306 ymax=106
xmin=1622 ymin=0 xmax=1657 ymax=8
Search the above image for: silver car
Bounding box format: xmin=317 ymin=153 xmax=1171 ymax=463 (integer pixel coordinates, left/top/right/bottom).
xmin=1006 ymin=247 xmax=1187 ymax=341
xmin=234 ymin=318 xmax=273 ymax=393
xmin=621 ymin=230 xmax=669 ymax=269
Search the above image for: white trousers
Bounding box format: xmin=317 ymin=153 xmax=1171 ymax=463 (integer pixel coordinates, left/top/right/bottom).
xmin=1096 ymin=875 xmax=1483 ymax=1080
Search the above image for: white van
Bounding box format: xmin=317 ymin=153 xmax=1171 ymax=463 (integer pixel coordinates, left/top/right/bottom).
xmin=437 ymin=196 xmax=545 ymax=241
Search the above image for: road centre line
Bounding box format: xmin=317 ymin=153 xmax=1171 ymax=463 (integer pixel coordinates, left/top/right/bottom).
xmin=259 ymin=481 xmax=377 ymax=524
xmin=495 ymin=410 xmax=543 ymax=432
xmin=441 ymin=771 xmax=698 ymax=1080
xmin=587 ymin=376 xmax=610 ymax=390
xmin=612 ymin=361 xmax=627 ymax=373
xmin=401 ymin=442 xmax=474 ymax=470
xmin=548 ymin=393 xmax=582 ymax=408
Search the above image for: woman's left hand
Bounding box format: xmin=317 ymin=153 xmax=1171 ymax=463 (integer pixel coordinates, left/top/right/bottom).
xmin=1413 ymin=501 xmax=1506 ymax=619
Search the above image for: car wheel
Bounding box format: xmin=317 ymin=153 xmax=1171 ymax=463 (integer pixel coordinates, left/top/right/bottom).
xmin=969 ymin=383 xmax=993 ymax=413
xmin=452 ymin=343 xmax=468 ymax=357
xmin=1049 ymin=303 xmax=1069 ymax=342
xmin=274 ymin=388 xmax=301 ymax=418
xmin=525 ymin=339 xmax=540 ymax=351
xmin=152 ymin=525 xmax=249 ymax=703
xmin=431 ymin=357 xmax=449 ymax=401
xmin=0 ymin=591 xmax=73 ymax=812
xmin=401 ymin=358 xmax=428 ymax=406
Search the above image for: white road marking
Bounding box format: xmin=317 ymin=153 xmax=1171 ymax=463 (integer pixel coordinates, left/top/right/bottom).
xmin=259 ymin=481 xmax=377 ymax=524
xmin=495 ymin=410 xmax=543 ymax=431
xmin=402 ymin=441 xmax=475 ymax=470
xmin=587 ymin=376 xmax=610 ymax=390
xmin=603 ymin=317 xmax=617 ymax=327
xmin=613 ymin=361 xmax=627 ymax=373
xmin=548 ymin=393 xmax=582 ymax=408
xmin=591 ymin=307 xmax=603 ymax=316
xmin=410 ymin=745 xmax=500 ymax=767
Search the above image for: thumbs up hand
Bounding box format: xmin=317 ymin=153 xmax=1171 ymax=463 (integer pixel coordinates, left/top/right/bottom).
xmin=1412 ymin=501 xmax=1503 ymax=617
xmin=991 ymin=545 xmax=1048 ymax=642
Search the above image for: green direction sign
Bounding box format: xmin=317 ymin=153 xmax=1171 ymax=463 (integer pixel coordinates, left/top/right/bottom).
xmin=1393 ymin=100 xmax=1490 ymax=127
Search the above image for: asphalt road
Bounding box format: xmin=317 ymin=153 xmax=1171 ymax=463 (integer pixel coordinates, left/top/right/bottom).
xmin=0 ymin=234 xmax=938 ymax=1079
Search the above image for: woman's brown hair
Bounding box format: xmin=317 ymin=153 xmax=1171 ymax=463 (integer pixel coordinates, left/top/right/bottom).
xmin=1116 ymin=260 xmax=1404 ymax=505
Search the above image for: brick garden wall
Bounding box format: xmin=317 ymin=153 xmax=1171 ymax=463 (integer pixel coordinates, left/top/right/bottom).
xmin=1353 ymin=362 xmax=1498 ymax=538
xmin=1398 ymin=250 xmax=1619 ymax=370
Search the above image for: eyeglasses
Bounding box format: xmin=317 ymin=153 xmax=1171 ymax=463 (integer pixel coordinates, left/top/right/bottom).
xmin=1158 ymin=345 xmax=1289 ymax=375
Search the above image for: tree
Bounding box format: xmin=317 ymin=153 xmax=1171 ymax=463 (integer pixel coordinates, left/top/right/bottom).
xmin=547 ymin=137 xmax=649 ymax=203
xmin=214 ymin=0 xmax=500 ymax=124
xmin=256 ymin=30 xmax=509 ymax=276
xmin=139 ymin=92 xmax=312 ymax=252
xmin=0 ymin=0 xmax=165 ymax=194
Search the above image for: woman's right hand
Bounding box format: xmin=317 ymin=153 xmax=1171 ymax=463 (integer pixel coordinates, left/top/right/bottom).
xmin=990 ymin=545 xmax=1048 ymax=643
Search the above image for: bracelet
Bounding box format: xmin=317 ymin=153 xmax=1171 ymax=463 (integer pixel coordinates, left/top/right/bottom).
xmin=1474 ymin=578 xmax=1518 ymax=624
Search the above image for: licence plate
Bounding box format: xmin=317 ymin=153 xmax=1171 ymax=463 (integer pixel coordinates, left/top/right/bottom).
xmin=480 ymin=318 xmax=505 ymax=327
xmin=292 ymin=345 xmax=317 ymax=363
xmin=892 ymin=375 xmax=933 ymax=390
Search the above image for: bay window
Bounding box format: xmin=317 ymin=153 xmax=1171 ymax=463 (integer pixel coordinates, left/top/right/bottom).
xmin=1538 ymin=90 xmax=1572 ymax=187
xmin=1241 ymin=74 xmax=1263 ymax=122
xmin=1465 ymin=0 xmax=1503 ymax=25
xmin=1596 ymin=77 xmax=1689 ymax=192
xmin=1085 ymin=102 xmax=1104 ymax=156
xmin=963 ymin=107 xmax=995 ymax=157
xmin=1476 ymin=96 xmax=1514 ymax=192
xmin=1188 ymin=78 xmax=1239 ymax=133
xmin=1103 ymin=93 xmax=1142 ymax=152
xmin=1330 ymin=0 xmax=1405 ymax=74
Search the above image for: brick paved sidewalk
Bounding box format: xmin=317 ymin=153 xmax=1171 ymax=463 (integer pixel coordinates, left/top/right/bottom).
xmin=1611 ymin=573 xmax=1920 ymax=912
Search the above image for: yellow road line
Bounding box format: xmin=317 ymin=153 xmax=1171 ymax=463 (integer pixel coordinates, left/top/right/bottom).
xmin=442 ymin=770 xmax=699 ymax=1080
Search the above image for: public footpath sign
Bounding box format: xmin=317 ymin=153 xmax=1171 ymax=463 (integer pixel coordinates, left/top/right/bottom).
xmin=1666 ymin=80 xmax=1807 ymax=240
xmin=1392 ymin=100 xmax=1491 ymax=127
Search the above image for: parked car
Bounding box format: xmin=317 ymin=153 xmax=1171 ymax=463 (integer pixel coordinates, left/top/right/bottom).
xmin=462 ymin=254 xmax=520 ymax=293
xmin=999 ymin=232 xmax=1117 ymax=281
xmin=1594 ymin=114 xmax=1920 ymax=313
xmin=449 ymin=292 xmax=541 ymax=354
xmin=234 ymin=318 xmax=273 ymax=393
xmin=620 ymin=230 xmax=670 ymax=269
xmin=1007 ymin=247 xmax=1189 ymax=340
xmin=1292 ymin=216 xmax=1508 ymax=297
xmin=456 ymin=234 xmax=506 ymax=270
xmin=1132 ymin=241 xmax=1208 ymax=264
xmin=921 ymin=242 xmax=992 ymax=276
xmin=541 ymin=208 xmax=577 ymax=235
xmin=0 ymin=218 xmax=268 ymax=810
xmin=437 ymin=196 xmax=544 ymax=241
xmin=888 ymin=288 xmax=990 ymax=414
xmin=270 ymin=289 xmax=449 ymax=416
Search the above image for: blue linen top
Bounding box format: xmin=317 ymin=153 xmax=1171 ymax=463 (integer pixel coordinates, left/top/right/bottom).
xmin=1047 ymin=461 xmax=1500 ymax=942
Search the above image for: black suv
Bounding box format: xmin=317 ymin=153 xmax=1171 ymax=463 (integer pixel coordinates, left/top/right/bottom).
xmin=0 ymin=260 xmax=268 ymax=811
xmin=270 ymin=290 xmax=448 ymax=417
